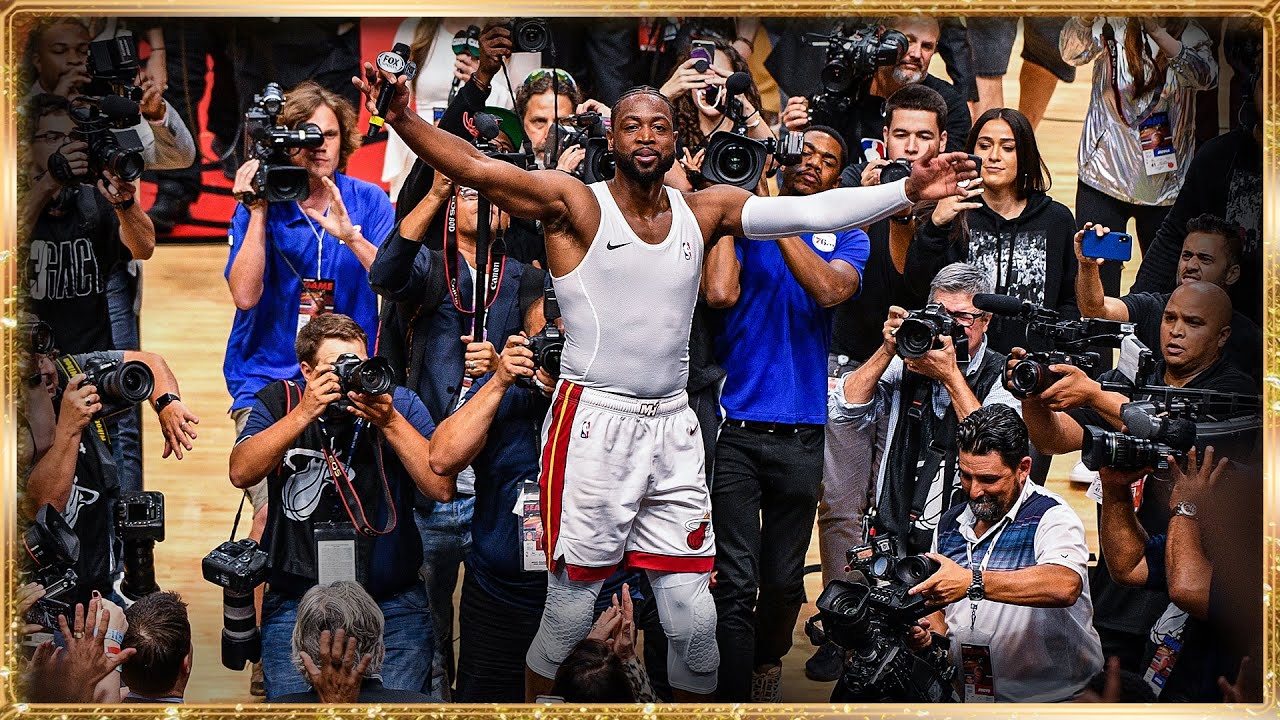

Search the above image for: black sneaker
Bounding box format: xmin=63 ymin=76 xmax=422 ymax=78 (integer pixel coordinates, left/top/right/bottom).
xmin=804 ymin=641 xmax=845 ymax=682
xmin=147 ymin=193 xmax=191 ymax=235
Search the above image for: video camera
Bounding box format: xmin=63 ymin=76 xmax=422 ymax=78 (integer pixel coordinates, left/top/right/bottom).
xmin=803 ymin=23 xmax=907 ymax=128
xmin=203 ymin=538 xmax=269 ymax=670
xmin=240 ymin=82 xmax=324 ymax=203
xmin=552 ymin=111 xmax=614 ymax=183
xmin=1081 ymin=390 xmax=1263 ymax=472
xmin=47 ymin=33 xmax=147 ymax=186
xmin=116 ymin=491 xmax=164 ymax=599
xmin=21 ymin=505 xmax=81 ymax=630
xmin=701 ymin=71 xmax=805 ymax=190
xmin=805 ymin=534 xmax=956 ymax=702
xmin=57 ymin=354 xmax=155 ymax=422
xmin=896 ymin=303 xmax=969 ymax=363
xmin=973 ymin=294 xmax=1143 ymax=398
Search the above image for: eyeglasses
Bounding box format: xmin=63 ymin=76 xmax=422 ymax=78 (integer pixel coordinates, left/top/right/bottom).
xmin=523 ymin=68 xmax=578 ymax=93
xmin=948 ymin=309 xmax=988 ymax=327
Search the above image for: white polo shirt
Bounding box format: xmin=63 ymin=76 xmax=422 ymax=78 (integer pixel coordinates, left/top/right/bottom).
xmin=932 ymin=480 xmax=1104 ymax=702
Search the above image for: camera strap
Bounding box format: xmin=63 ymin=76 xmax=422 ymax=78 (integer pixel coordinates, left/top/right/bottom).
xmin=1102 ymin=21 xmax=1167 ymax=127
xmin=319 ymin=419 xmax=397 ymax=538
xmin=442 ymin=192 xmax=507 ymax=316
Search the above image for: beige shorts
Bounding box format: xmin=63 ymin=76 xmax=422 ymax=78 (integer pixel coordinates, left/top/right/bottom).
xmin=232 ymin=407 xmax=269 ymax=512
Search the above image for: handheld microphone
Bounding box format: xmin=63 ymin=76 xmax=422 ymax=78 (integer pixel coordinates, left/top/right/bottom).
xmin=472 ymin=112 xmax=502 ymax=143
xmin=368 ymin=43 xmax=416 ymax=138
xmin=447 ymin=27 xmax=481 ymax=104
xmin=972 ymin=293 xmax=1029 ymax=317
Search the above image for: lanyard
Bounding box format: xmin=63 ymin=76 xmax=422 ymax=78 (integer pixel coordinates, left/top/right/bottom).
xmin=442 ymin=193 xmax=507 ymax=318
xmin=297 ymin=202 xmax=330 ymax=277
xmin=964 ymin=516 xmax=1012 ymax=631
xmin=1102 ymin=21 xmax=1166 ymax=127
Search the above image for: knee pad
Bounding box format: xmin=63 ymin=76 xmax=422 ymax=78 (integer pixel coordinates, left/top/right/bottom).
xmin=525 ymin=570 xmax=603 ymax=680
xmin=650 ymin=571 xmax=719 ymax=694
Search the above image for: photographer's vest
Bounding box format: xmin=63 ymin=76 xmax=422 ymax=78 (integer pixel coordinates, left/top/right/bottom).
xmin=876 ymin=347 xmax=1006 ymax=554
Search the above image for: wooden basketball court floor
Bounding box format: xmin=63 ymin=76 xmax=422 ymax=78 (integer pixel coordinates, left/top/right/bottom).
xmin=129 ymin=38 xmax=1234 ymax=703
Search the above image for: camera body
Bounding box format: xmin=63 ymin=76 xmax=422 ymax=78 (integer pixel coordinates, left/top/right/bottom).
xmin=329 ymin=353 xmax=395 ymax=416
xmin=203 ymin=538 xmax=269 ymax=669
xmin=804 ymin=24 xmax=907 ymax=127
xmin=242 ymin=83 xmax=324 ymax=203
xmin=116 ymin=490 xmax=164 ymax=599
xmin=507 ymin=18 xmax=550 ymax=53
xmin=1007 ymin=350 xmax=1100 ymax=398
xmin=554 ymin=112 xmax=614 ymax=183
xmin=878 ymin=158 xmax=912 ymax=185
xmin=526 ymin=325 xmax=564 ymax=377
xmin=702 ymin=129 xmax=804 ymax=190
xmin=22 ymin=505 xmax=81 ymax=630
xmin=848 ymin=534 xmax=941 ymax=588
xmin=896 ymin=303 xmax=968 ymax=361
xmin=71 ymin=355 xmax=155 ymax=421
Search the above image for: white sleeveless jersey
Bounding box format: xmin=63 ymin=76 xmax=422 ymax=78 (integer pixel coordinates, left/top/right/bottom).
xmin=553 ymin=182 xmax=704 ymax=398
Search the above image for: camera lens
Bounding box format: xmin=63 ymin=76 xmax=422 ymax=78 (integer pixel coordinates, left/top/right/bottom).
xmin=878 ymin=160 xmax=911 ymax=185
xmin=265 ymin=165 xmax=311 ymax=202
xmin=716 ymin=143 xmax=756 ymax=185
xmin=354 ymin=358 xmax=395 ymax=395
xmin=876 ymin=29 xmax=909 ymax=66
xmin=896 ymin=318 xmax=938 ymax=359
xmin=820 ymin=61 xmax=853 ymax=93
xmin=541 ymin=346 xmax=562 ymax=377
xmin=894 ymin=555 xmax=941 ymax=585
xmin=1009 ymin=359 xmax=1049 ymax=397
xmin=96 ymin=360 xmax=154 ymax=404
xmin=103 ymin=146 xmax=145 ymax=181
xmin=514 ymin=19 xmax=549 ymax=53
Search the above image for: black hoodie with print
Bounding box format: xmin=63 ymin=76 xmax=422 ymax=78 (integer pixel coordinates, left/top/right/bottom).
xmin=904 ymin=191 xmax=1079 ymax=354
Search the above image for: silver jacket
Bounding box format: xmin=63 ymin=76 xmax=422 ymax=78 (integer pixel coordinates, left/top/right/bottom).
xmin=1061 ymin=17 xmax=1217 ymax=206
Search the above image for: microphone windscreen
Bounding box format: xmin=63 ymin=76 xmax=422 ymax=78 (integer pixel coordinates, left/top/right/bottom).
xmin=473 ymin=112 xmax=501 ymax=142
xmin=972 ymin=293 xmax=1026 ymax=317
xmin=725 ymin=71 xmax=752 ymax=96
xmin=99 ymin=94 xmax=139 ymax=120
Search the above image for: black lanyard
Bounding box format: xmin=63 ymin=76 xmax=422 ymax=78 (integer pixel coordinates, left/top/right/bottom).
xmin=1102 ymin=21 xmax=1166 ymax=127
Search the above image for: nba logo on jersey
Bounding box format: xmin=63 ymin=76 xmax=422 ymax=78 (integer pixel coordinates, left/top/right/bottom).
xmin=682 ymin=239 xmax=692 ymax=260
xmin=684 ymin=513 xmax=713 ymax=550
xmin=580 ymin=420 xmax=591 ymax=439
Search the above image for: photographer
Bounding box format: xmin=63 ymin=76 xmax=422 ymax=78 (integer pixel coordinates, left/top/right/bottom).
xmin=830 ymin=262 xmax=1019 ymax=555
xmin=1075 ymin=215 xmax=1260 ymax=383
xmin=907 ymin=405 xmax=1103 ymax=702
xmin=224 ymin=80 xmax=393 ymax=514
xmin=22 ymin=347 xmax=197 ymax=606
xmin=781 ymin=17 xmax=970 ymax=157
xmin=25 ymin=93 xmax=155 ymax=355
xmin=703 ymin=125 xmax=867 ymax=702
xmin=1096 ymin=447 xmax=1261 ymax=702
xmin=905 ymin=107 xmax=1079 ymax=355
xmin=1015 ymin=281 xmax=1254 ymax=673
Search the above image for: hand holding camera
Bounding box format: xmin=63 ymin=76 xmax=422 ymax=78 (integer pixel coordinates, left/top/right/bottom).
xmin=782 ymin=95 xmax=810 ymax=131
xmin=902 ymin=334 xmax=961 ymax=384
xmin=1073 ymin=222 xmax=1112 ymax=267
xmin=907 ymin=552 xmax=970 ymax=606
xmin=58 ymin=373 xmax=100 ymax=436
xmin=476 ymin=24 xmax=514 ymax=86
xmin=660 ymin=57 xmax=720 ymax=101
xmin=880 ymin=305 xmax=909 ymax=355
xmin=232 ymin=158 xmax=266 ymax=210
xmin=859 ymin=159 xmax=889 ymax=187
xmin=96 ymin=168 xmax=136 ymax=208
xmin=1169 ymin=445 xmax=1227 ymax=510
xmin=51 ymin=141 xmax=91 ymax=186
xmin=298 ymin=363 xmax=344 ymax=421
xmin=495 ymin=334 xmax=537 ymax=389
xmin=461 ymin=333 xmax=501 ymax=377
xmin=343 ymin=388 xmax=399 ymax=429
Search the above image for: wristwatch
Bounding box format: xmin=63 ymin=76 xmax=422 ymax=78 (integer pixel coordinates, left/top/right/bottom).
xmin=1172 ymin=501 xmax=1199 ymax=519
xmin=966 ymin=567 xmax=985 ymax=601
xmin=153 ymin=393 xmax=181 ymax=414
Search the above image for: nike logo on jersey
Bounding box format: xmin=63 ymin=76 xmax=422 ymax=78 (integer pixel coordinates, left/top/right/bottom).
xmin=606 ymin=240 xmax=631 ymax=250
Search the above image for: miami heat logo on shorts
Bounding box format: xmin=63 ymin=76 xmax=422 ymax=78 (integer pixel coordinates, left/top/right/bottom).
xmin=684 ymin=513 xmax=713 ymax=550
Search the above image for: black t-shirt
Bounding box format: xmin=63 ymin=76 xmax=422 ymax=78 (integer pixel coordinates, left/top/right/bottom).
xmin=28 ymin=188 xmax=125 ymax=354
xmin=1069 ymin=358 xmax=1257 ymax=637
xmin=829 ymin=219 xmax=927 ymax=363
xmin=1120 ymin=291 xmax=1262 ymax=386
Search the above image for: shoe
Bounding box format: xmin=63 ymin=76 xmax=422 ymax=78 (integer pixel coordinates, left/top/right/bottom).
xmin=147 ymin=193 xmax=191 ymax=235
xmin=212 ymin=138 xmax=241 ymax=181
xmin=1070 ymin=460 xmax=1098 ymax=485
xmin=250 ymin=661 xmax=265 ymax=697
xmin=805 ymin=641 xmax=845 ymax=682
xmin=750 ymin=663 xmax=782 ymax=702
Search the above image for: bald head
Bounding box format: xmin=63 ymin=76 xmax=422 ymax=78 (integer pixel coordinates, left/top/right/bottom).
xmin=1161 ymin=281 xmax=1233 ymax=380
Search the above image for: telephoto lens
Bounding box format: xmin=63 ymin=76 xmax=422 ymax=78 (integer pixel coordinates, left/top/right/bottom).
xmin=1080 ymin=426 xmax=1176 ymax=472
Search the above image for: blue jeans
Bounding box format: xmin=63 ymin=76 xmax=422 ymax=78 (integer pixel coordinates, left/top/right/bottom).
xmin=106 ymin=262 xmax=142 ymax=493
xmin=260 ymin=584 xmax=432 ymax=700
xmin=414 ymin=495 xmax=474 ymax=701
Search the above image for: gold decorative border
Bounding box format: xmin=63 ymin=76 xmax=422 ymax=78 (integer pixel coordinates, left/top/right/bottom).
xmin=1 ymin=2 xmax=1276 ymax=718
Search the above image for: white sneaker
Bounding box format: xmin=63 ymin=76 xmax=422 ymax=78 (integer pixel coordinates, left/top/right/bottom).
xmin=751 ymin=663 xmax=782 ymax=702
xmin=1070 ymin=460 xmax=1098 ymax=485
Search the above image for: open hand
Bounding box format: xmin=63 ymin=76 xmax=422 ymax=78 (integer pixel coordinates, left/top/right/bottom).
xmin=303 ymin=176 xmax=363 ymax=245
xmin=300 ymin=628 xmax=373 ymax=703
xmin=158 ymin=399 xmax=199 ymax=459
xmin=904 ymin=151 xmax=980 ymax=203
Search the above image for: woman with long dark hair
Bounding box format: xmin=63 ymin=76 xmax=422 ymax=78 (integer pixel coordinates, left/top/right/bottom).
xmin=906 ymin=107 xmax=1077 ymax=354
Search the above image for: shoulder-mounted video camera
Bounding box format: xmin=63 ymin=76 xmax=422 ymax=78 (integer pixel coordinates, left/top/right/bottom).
xmin=803 ymin=23 xmax=907 ymax=127
xmin=1082 ymin=389 xmax=1263 ymax=472
xmin=701 ymin=71 xmax=805 ymax=190
xmin=240 ymin=82 xmax=324 ymax=203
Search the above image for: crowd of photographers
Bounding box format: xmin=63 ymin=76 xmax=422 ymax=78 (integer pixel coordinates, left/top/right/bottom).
xmin=16 ymin=13 xmax=1264 ymax=705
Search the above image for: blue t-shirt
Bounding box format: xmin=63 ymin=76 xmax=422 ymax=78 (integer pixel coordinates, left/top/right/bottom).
xmin=223 ymin=173 xmax=394 ymax=410
xmin=716 ymin=230 xmax=869 ymax=424
xmin=239 ymin=385 xmax=435 ymax=599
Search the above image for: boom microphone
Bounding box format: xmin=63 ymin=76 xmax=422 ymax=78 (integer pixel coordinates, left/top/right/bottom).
xmin=973 ymin=293 xmax=1029 ymax=317
xmin=368 ymin=43 xmax=416 ymax=138
xmin=724 ymin=71 xmax=753 ymax=98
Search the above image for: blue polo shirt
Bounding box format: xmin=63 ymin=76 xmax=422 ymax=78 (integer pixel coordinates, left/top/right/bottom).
xmin=716 ymin=230 xmax=869 ymax=424
xmin=223 ymin=173 xmax=394 ymax=411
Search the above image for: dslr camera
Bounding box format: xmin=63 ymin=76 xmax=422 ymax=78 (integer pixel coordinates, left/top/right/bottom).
xmin=58 ymin=354 xmax=155 ymax=422
xmin=116 ymin=491 xmax=164 ymax=600
xmin=48 ymin=33 xmax=147 ymax=186
xmin=553 ymin=111 xmax=614 ymax=183
xmin=328 ymin=353 xmax=395 ymax=415
xmin=21 ymin=505 xmax=81 ymax=630
xmin=241 ymin=82 xmax=324 ymax=203
xmin=701 ymin=72 xmax=805 ymax=190
xmin=896 ymin=304 xmax=969 ymax=361
xmin=506 ymin=18 xmax=550 ymax=53
xmin=1007 ymin=350 xmax=1100 ymax=398
xmin=804 ymin=23 xmax=908 ymax=126
xmin=203 ymin=538 xmax=269 ymax=670
xmin=519 ymin=280 xmax=565 ymax=389
xmin=805 ymin=533 xmax=956 ymax=702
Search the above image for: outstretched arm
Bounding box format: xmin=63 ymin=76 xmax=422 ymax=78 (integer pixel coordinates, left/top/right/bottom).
xmin=354 ymin=65 xmax=590 ymax=225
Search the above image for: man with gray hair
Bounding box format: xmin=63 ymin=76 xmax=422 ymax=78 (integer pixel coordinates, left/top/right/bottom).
xmin=270 ymin=582 xmax=431 ymax=703
xmin=830 ymin=262 xmax=1020 ymax=555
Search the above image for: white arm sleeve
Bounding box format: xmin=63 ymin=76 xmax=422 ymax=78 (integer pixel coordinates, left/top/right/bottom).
xmin=739 ymin=179 xmax=911 ymax=239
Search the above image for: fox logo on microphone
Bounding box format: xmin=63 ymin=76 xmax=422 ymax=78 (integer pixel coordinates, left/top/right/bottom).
xmin=684 ymin=513 xmax=713 ymax=550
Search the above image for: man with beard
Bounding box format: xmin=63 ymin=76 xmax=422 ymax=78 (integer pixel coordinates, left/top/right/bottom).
xmin=907 ymin=404 xmax=1103 ymax=702
xmin=355 ymin=63 xmax=977 ymax=700
xmin=782 ymin=16 xmax=971 ymax=156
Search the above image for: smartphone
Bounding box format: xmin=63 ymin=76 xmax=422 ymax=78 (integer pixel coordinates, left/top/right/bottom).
xmin=1082 ymin=230 xmax=1134 ymax=262
xmin=690 ymin=39 xmax=716 ymax=72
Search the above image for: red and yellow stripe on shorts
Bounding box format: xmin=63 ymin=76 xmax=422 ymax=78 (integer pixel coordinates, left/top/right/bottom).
xmin=539 ymin=381 xmax=583 ymax=570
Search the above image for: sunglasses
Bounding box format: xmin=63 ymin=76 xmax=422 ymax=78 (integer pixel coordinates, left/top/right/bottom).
xmin=523 ymin=68 xmax=577 ymax=93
